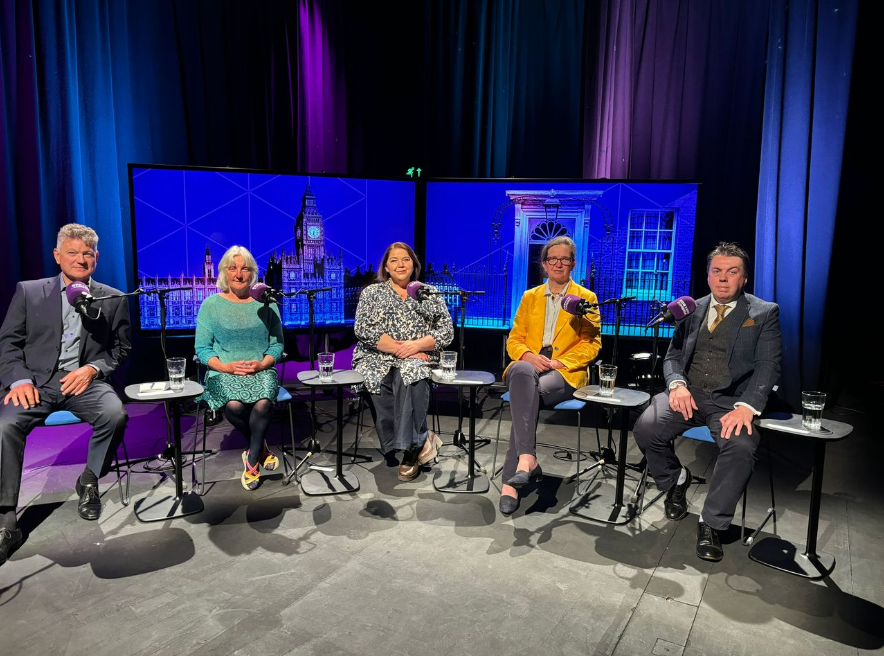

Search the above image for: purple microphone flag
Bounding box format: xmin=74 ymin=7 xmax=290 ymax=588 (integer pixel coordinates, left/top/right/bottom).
xmin=406 ymin=281 xmax=423 ymax=301
xmin=668 ymin=296 xmax=697 ymax=320
xmin=561 ymin=294 xmax=583 ymax=315
xmin=65 ymin=281 xmax=90 ymax=305
xmin=249 ymin=282 xmax=270 ymax=302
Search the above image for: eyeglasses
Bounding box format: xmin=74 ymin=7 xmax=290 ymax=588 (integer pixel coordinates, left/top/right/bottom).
xmin=544 ymin=257 xmax=574 ymax=265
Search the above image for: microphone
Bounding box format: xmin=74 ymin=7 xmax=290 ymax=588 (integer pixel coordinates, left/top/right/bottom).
xmin=65 ymin=281 xmax=94 ymax=316
xmin=561 ymin=294 xmax=596 ymax=316
xmin=647 ymin=296 xmax=697 ymax=328
xmin=249 ymin=282 xmax=282 ymax=304
xmin=406 ymin=281 xmax=439 ymax=302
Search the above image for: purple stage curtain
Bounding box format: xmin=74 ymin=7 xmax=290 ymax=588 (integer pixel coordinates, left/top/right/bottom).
xmin=754 ymin=0 xmax=858 ymax=400
xmin=582 ymin=0 xmax=772 ymax=283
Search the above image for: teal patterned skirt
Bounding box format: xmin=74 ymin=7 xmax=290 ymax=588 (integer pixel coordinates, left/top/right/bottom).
xmin=199 ymin=369 xmax=279 ymax=410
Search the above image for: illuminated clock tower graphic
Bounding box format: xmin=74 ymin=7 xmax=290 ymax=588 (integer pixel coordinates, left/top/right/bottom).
xmin=274 ymin=182 xmax=345 ymax=325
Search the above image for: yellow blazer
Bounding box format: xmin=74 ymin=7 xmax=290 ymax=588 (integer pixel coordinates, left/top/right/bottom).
xmin=504 ymin=280 xmax=602 ymax=390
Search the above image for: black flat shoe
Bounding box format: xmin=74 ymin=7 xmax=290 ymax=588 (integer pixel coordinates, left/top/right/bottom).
xmin=75 ymin=480 xmax=102 ymax=520
xmin=499 ymin=494 xmax=520 ymax=516
xmin=0 ymin=527 xmax=23 ymax=566
xmin=696 ymin=522 xmax=723 ymax=561
xmin=664 ymin=467 xmax=691 ymax=521
xmin=507 ymin=465 xmax=542 ymax=489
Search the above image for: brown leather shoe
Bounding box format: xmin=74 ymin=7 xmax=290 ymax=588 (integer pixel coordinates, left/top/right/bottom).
xmin=417 ymin=431 xmax=442 ymax=465
xmin=398 ymin=450 xmax=421 ymax=481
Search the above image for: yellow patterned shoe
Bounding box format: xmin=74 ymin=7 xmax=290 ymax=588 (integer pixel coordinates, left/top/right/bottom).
xmin=241 ymin=451 xmax=260 ymax=491
xmin=259 ymin=442 xmax=279 ymax=471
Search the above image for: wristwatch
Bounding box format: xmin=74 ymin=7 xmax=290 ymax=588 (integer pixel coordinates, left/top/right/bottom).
xmin=668 ymin=380 xmax=687 ymax=391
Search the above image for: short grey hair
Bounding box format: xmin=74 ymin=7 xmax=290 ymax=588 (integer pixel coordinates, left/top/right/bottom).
xmin=57 ymin=223 xmax=98 ymax=250
xmin=540 ymin=236 xmax=576 ymax=263
xmin=217 ymin=245 xmax=259 ymax=291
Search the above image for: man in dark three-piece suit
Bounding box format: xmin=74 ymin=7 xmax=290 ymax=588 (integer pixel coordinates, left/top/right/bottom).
xmin=0 ymin=224 xmax=131 ymax=565
xmin=633 ymin=242 xmax=782 ymax=562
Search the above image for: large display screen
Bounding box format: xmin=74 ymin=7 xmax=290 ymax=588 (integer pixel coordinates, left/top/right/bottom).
xmin=130 ymin=166 xmax=415 ymax=330
xmin=424 ymin=180 xmax=699 ymax=336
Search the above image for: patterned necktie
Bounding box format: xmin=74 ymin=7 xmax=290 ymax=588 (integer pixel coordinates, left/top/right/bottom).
xmin=709 ymin=304 xmax=728 ymax=333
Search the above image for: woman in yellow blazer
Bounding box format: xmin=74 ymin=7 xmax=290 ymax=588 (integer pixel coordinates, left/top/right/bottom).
xmin=500 ymin=236 xmax=602 ymax=515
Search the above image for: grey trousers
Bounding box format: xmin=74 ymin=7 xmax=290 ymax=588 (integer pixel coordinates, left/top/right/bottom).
xmin=372 ymin=368 xmax=430 ymax=453
xmin=501 ymin=361 xmax=575 ymax=483
xmin=632 ymin=390 xmax=759 ymax=530
xmin=0 ymin=371 xmax=129 ymax=507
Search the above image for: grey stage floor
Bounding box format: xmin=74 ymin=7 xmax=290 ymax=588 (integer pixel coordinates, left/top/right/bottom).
xmin=2 ymin=392 xmax=882 ymax=656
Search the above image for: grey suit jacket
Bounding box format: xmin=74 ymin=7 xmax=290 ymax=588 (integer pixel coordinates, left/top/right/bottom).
xmin=0 ymin=276 xmax=131 ymax=389
xmin=662 ymin=292 xmax=781 ymax=412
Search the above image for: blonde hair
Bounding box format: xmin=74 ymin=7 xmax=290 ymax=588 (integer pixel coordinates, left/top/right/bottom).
xmin=57 ymin=223 xmax=98 ymax=250
xmin=216 ymin=245 xmax=258 ymax=291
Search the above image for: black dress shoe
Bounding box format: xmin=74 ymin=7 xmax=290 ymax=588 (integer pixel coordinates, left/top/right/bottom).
xmin=75 ymin=480 xmax=102 ymax=520
xmin=0 ymin=527 xmax=23 ymax=566
xmin=507 ymin=465 xmax=542 ymax=489
xmin=696 ymin=522 xmax=723 ymax=561
xmin=664 ymin=467 xmax=691 ymax=521
xmin=499 ymin=494 xmax=520 ymax=516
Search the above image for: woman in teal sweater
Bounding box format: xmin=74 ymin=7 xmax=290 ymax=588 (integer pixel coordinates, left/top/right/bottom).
xmin=195 ymin=246 xmax=284 ymax=490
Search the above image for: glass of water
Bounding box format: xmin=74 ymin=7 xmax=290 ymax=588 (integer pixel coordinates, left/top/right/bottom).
xmin=440 ymin=351 xmax=457 ymax=380
xmin=166 ymin=357 xmax=186 ymax=391
xmin=801 ymin=391 xmax=826 ymax=430
xmin=598 ymin=364 xmax=617 ymax=397
xmin=318 ymin=352 xmax=334 ymax=382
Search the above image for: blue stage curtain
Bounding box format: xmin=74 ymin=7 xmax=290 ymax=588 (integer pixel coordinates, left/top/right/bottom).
xmin=424 ymin=0 xmax=587 ymax=178
xmin=0 ymin=0 xmax=345 ymax=311
xmin=754 ymin=0 xmax=858 ymax=401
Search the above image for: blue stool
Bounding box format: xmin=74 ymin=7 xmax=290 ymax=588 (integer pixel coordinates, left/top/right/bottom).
xmin=42 ymin=411 xmax=131 ymax=506
xmin=492 ymin=391 xmax=587 ymax=486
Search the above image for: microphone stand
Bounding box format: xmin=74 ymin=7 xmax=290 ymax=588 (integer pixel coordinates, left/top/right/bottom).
xmin=450 ymin=290 xmax=486 ymax=453
xmin=93 ymin=287 xmax=202 ymax=471
xmin=568 ymin=295 xmax=636 ymax=484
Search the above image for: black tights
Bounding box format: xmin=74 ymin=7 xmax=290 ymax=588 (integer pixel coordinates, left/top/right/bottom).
xmin=223 ymin=399 xmax=273 ymax=467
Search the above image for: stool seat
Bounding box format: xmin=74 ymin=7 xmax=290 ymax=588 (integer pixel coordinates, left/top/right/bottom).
xmin=44 ymin=411 xmax=82 ymax=427
xmin=553 ymin=399 xmax=586 ymax=411
xmin=277 ymin=387 xmax=293 ymax=403
xmin=682 ymin=426 xmax=715 ymax=443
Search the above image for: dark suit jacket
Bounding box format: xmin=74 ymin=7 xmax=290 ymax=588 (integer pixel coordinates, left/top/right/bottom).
xmin=663 ymin=292 xmax=781 ymax=412
xmin=0 ymin=276 xmax=131 ymax=389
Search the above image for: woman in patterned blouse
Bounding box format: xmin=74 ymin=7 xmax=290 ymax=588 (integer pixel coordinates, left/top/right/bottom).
xmin=353 ymin=242 xmax=454 ymax=481
xmin=195 ymin=246 xmax=284 ymax=491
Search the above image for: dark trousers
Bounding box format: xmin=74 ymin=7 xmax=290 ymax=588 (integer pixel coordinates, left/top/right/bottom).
xmin=632 ymin=391 xmax=759 ymax=530
xmin=371 ymin=368 xmax=429 ymax=453
xmin=0 ymin=371 xmax=129 ymax=507
xmin=502 ymin=361 xmax=575 ymax=483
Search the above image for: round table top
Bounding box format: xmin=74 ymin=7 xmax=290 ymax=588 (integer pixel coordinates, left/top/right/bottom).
xmin=574 ymin=385 xmax=650 ymax=408
xmin=757 ymin=412 xmax=853 ymax=441
xmin=297 ymin=369 xmax=364 ymax=387
xmin=430 ymin=370 xmax=496 ymax=387
xmin=124 ymin=380 xmax=204 ymax=402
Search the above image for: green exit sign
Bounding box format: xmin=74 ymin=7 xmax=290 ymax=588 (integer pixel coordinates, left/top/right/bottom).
xmin=406 ymin=166 xmax=422 ymax=178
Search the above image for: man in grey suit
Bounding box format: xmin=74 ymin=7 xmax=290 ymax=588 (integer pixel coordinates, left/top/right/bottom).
xmin=0 ymin=224 xmax=130 ymax=565
xmin=633 ymin=242 xmax=781 ymax=562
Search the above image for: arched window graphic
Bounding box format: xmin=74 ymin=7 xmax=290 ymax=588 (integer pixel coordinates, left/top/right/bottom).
xmin=529 ymin=220 xmax=569 ymax=242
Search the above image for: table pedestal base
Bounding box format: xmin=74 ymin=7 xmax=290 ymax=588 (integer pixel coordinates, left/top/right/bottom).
xmin=134 ymin=491 xmax=203 ymax=522
xmin=748 ymin=537 xmax=835 ymax=579
xmin=433 ymin=469 xmax=489 ymax=494
xmin=569 ymin=480 xmax=637 ymax=525
xmin=300 ymin=470 xmax=360 ymax=496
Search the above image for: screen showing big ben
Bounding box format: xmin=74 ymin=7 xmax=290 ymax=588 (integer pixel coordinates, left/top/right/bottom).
xmin=129 ymin=165 xmax=416 ymax=330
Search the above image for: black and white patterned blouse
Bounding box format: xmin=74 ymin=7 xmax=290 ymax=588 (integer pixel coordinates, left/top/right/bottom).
xmin=353 ymin=281 xmax=454 ymax=394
